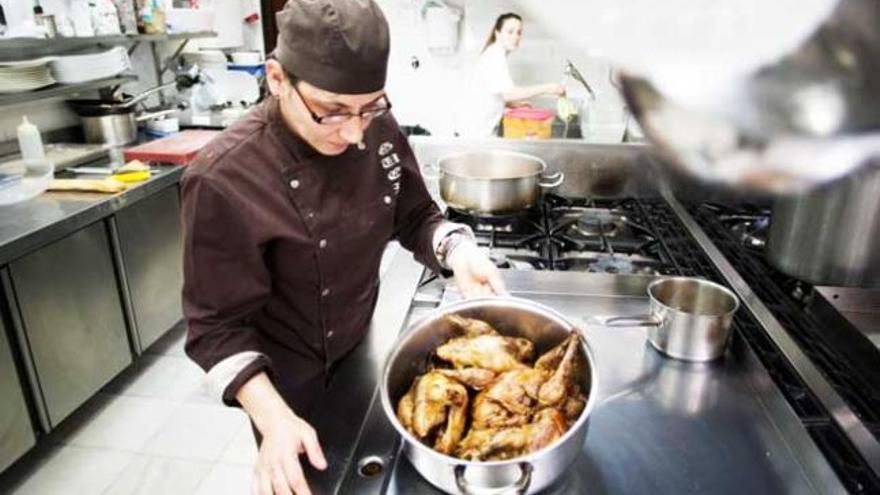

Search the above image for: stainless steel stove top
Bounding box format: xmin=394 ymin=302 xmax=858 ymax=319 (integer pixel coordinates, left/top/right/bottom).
xmin=299 ymin=192 xmax=878 ymax=495
xmin=325 ymin=272 xmax=843 ymax=495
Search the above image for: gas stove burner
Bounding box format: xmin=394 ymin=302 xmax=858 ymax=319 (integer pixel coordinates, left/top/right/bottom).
xmin=574 ymin=210 xmax=625 ymax=237
xmin=475 ymin=222 xmax=514 ymax=234
xmin=588 ymin=255 xmax=636 ymax=274
xmin=729 ymin=215 xmax=770 ymax=249
xmin=448 ymin=207 xmax=536 ymax=224
xmin=446 ymin=196 xmax=674 ymax=274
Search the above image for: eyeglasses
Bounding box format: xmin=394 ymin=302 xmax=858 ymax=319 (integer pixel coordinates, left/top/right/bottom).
xmin=288 ymin=80 xmax=392 ymax=126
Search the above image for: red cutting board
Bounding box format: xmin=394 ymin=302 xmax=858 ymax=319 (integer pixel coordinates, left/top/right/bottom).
xmin=123 ymin=130 xmax=221 ymax=165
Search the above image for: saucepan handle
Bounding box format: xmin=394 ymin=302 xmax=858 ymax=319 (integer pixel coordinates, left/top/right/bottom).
xmin=135 ymin=108 xmax=178 ymax=122
xmin=454 ymin=462 xmax=533 ymax=495
xmin=587 ymin=315 xmax=661 ymax=328
xmin=538 ymin=171 xmax=564 ymax=188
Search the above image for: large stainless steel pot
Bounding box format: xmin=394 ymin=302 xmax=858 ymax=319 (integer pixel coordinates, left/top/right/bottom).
xmin=380 ymin=298 xmax=597 ymax=495
xmin=614 ymin=0 xmax=880 ymax=195
xmin=767 ymin=163 xmax=880 ymax=288
xmin=437 ymin=150 xmax=564 ymax=215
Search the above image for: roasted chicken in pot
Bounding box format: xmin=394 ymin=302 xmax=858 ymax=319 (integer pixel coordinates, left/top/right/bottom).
xmin=436 ymin=333 xmax=535 ymax=373
xmin=396 ymin=370 xmax=470 ymax=455
xmin=396 ymin=316 xmax=588 ymax=461
xmin=457 ymin=408 xmax=568 ymax=461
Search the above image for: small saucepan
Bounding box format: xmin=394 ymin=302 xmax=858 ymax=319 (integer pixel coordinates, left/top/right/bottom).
xmin=591 ymin=277 xmax=740 ymax=362
xmin=68 ymin=81 xmax=178 ymax=146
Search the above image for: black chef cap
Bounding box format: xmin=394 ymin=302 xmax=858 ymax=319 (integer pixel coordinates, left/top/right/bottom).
xmin=274 ymin=0 xmax=390 ymax=94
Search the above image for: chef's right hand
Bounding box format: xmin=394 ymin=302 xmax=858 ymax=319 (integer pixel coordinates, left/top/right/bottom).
xmin=236 ymin=373 xmax=327 ymax=495
xmin=254 ymin=410 xmax=327 ymax=495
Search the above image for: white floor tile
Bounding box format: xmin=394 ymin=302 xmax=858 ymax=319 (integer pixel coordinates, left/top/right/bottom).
xmin=140 ymin=403 xmax=248 ymax=461
xmin=101 ymin=455 xmax=213 ymax=495
xmin=8 ymin=446 xmax=133 ymax=495
xmin=219 ymin=421 xmax=258 ymax=466
xmin=54 ymin=394 xmax=177 ymax=452
xmin=193 ymin=463 xmax=254 ymax=495
xmin=105 ymin=354 xmax=213 ymax=404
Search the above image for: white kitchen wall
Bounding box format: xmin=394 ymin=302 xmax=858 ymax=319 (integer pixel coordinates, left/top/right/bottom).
xmin=377 ymin=0 xmax=627 ymax=137
xmin=0 ymin=102 xmax=79 ymax=145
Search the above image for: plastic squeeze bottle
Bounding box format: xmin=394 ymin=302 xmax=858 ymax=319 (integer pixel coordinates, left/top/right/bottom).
xmin=17 ymin=117 xmax=45 ymax=161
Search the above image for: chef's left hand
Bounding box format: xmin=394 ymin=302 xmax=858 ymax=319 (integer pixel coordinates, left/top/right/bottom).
xmin=448 ymin=240 xmax=508 ymax=298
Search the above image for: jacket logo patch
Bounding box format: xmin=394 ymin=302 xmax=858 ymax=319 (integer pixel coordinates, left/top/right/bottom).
xmin=387 ymin=166 xmax=402 ymax=182
xmin=378 ymin=142 xmax=393 ymax=157
xmin=381 ymin=153 xmax=400 ymax=170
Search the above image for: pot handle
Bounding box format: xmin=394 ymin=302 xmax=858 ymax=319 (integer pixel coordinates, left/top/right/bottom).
xmin=422 ymin=162 xmax=440 ymax=181
xmin=587 ymin=315 xmax=660 ymax=328
xmin=538 ymin=171 xmax=564 ymax=189
xmin=135 ymin=109 xmax=178 ymax=122
xmin=454 ymin=462 xmax=533 ymax=495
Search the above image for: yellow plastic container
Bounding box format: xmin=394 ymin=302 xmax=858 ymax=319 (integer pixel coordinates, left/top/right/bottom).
xmin=502 ymin=107 xmax=554 ymax=139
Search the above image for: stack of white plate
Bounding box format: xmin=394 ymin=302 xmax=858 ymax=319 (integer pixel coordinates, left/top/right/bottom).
xmin=0 ymin=60 xmax=56 ymax=93
xmin=50 ymin=47 xmax=132 ymax=84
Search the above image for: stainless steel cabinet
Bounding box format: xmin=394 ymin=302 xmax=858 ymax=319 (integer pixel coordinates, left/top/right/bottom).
xmin=115 ymin=187 xmax=184 ymax=350
xmin=0 ymin=318 xmax=35 ymax=472
xmin=10 ymin=222 xmax=132 ymax=427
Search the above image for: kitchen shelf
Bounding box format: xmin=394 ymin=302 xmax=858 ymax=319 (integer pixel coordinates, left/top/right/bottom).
xmin=134 ymin=31 xmax=216 ymax=42
xmin=0 ymin=31 xmax=216 ymax=60
xmin=0 ymin=75 xmax=137 ymax=108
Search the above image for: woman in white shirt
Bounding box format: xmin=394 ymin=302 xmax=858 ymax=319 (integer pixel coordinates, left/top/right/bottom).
xmin=459 ymin=13 xmax=565 ymax=137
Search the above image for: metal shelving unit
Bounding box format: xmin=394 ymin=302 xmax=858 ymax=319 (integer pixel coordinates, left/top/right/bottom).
xmin=0 ymin=75 xmax=137 ymax=108
xmin=0 ymin=31 xmax=217 ymax=107
xmin=0 ymin=31 xmax=216 ymax=59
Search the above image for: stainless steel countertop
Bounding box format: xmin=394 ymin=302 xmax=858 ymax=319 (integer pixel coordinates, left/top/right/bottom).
xmin=308 ymin=266 xmax=846 ymax=494
xmin=0 ymin=165 xmax=183 ymax=265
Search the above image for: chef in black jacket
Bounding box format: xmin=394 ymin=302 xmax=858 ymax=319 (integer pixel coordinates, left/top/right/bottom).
xmin=180 ymin=1 xmax=505 ymax=494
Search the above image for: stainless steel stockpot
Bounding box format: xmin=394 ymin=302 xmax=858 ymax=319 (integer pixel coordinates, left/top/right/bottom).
xmin=596 ymin=277 xmax=740 ymax=362
xmin=380 ymin=298 xmax=597 ymax=495
xmin=68 ymin=81 xmax=178 ymax=146
xmin=767 ymin=163 xmax=880 ymax=288
xmin=436 ymin=150 xmax=564 ymax=215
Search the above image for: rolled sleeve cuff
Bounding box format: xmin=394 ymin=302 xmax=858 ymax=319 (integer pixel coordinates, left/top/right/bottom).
xmin=432 ymin=222 xmax=475 ymax=268
xmin=206 ymin=351 xmax=271 ymax=407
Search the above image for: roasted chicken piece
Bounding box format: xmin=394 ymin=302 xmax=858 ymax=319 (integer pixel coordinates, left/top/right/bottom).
xmin=471 ymin=393 xmax=528 ymax=429
xmin=435 ymin=368 xmax=497 ymax=391
xmin=485 ymin=368 xmax=549 ymax=415
xmin=538 ymin=333 xmax=582 ymax=408
xmin=435 ymin=400 xmax=468 ymax=455
xmin=396 ymin=377 xmax=420 ymax=434
xmin=534 ymin=337 xmax=566 ymax=371
xmin=561 ymin=387 xmax=587 ymax=425
xmin=410 ymin=371 xmax=469 ymax=440
xmin=456 ymin=408 xmax=568 ymax=461
xmin=436 ymin=334 xmax=534 ymax=373
xmin=446 ymin=314 xmax=499 ymax=337
xmin=471 ymin=367 xmax=549 ymax=429
xmin=396 ymin=371 xmax=471 ymax=455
